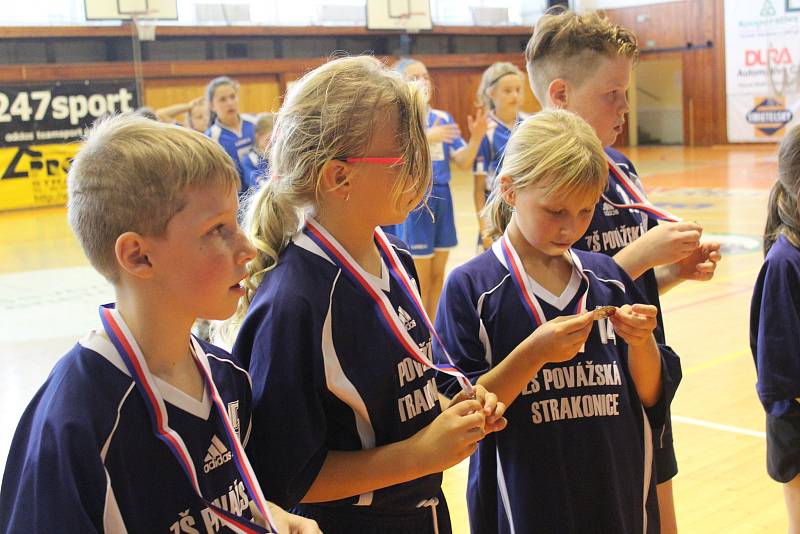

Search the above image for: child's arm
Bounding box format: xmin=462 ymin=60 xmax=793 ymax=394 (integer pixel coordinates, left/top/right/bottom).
xmin=654 ymin=241 xmax=722 ymax=294
xmin=433 ymin=266 xmax=593 ymax=414
xmin=451 ymin=108 xmax=489 ymax=170
xmin=477 ymin=312 xmax=595 ymax=408
xmin=302 ymin=398 xmax=485 ymax=502
xmin=426 ymin=116 xmax=461 ymax=144
xmin=612 ymin=221 xmax=703 ymax=280
xmin=610 ymin=304 xmax=662 ymax=407
xmin=473 ymin=174 xmax=489 ymax=244
xmin=240 ymin=295 xmax=488 ymax=508
xmin=252 ymin=502 xmax=322 ymax=534
xmin=155 ymin=96 xmax=203 ymax=124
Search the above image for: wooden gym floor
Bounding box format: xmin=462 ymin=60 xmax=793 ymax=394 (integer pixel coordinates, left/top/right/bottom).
xmin=0 ymin=144 xmax=784 ymax=532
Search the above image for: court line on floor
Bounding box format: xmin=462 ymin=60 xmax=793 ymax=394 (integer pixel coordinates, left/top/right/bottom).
xmin=662 ymin=285 xmax=753 ymax=314
xmin=661 ymin=267 xmax=761 ymax=299
xmin=682 ymin=347 xmax=751 ymax=376
xmin=672 ymin=415 xmax=765 ymax=439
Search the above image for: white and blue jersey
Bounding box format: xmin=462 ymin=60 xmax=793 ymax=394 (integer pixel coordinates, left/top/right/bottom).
xmin=473 ymin=112 xmax=525 ymax=196
xmin=751 ymin=235 xmax=800 ymax=417
xmin=232 ymin=228 xmax=450 ymax=533
xmin=428 ymin=109 xmax=465 ymax=186
xmin=0 ymin=330 xmax=255 ymax=533
xmin=434 ymin=243 xmax=681 ymax=534
xmin=241 ymin=148 xmax=268 ymax=191
xmin=206 ymin=114 xmax=257 ymax=192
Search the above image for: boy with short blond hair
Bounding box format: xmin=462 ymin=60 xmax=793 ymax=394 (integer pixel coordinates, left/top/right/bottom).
xmin=0 ymin=114 xmax=320 ymax=534
xmin=525 ymin=9 xmax=722 ymax=533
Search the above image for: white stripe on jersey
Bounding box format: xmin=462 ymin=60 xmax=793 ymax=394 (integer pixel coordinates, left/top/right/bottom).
xmin=101 ymin=383 xmax=135 ymax=461
xmin=640 ymin=406 xmax=653 ymax=534
xmin=103 ymin=468 xmax=128 ymax=534
xmin=321 ymin=270 xmax=377 ymax=506
xmin=496 ymin=448 xmax=517 ymax=534
xmin=582 ymin=269 xmax=627 ymax=293
xmin=475 ymin=274 xmax=510 ymax=367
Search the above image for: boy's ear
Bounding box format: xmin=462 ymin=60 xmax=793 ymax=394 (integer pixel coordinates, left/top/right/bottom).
xmin=547 ymin=79 xmax=569 ymax=109
xmin=320 ymin=159 xmax=351 ymax=200
xmin=499 ymin=175 xmax=515 ymax=207
xmin=115 ymin=232 xmax=154 ymax=279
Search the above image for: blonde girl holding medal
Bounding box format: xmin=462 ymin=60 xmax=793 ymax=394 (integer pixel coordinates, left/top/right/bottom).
xmin=434 ymin=110 xmax=681 ymax=534
xmin=225 ymin=56 xmax=506 ymax=534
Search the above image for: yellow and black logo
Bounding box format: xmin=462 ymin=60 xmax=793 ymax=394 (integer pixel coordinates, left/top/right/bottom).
xmin=746 ymin=97 xmax=794 ymax=138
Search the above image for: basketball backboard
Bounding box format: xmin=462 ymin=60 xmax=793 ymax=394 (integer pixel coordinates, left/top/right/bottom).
xmin=84 ymin=0 xmax=178 ymax=20
xmin=367 ymin=0 xmax=432 ymax=31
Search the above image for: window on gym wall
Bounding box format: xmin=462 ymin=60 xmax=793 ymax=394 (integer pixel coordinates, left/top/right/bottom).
xmin=0 ymin=0 xmax=546 ymax=26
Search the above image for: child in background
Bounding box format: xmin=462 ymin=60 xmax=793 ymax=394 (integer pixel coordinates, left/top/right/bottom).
xmin=751 ymin=124 xmax=800 ymax=534
xmin=205 ymin=76 xmax=258 ymax=194
xmin=473 ymin=62 xmax=527 ymax=251
xmin=394 ymin=58 xmax=488 ymax=318
xmin=525 ymin=10 xmax=722 ymax=531
xmin=156 ymin=96 xmax=211 ymax=133
xmin=0 ymin=114 xmax=319 ymax=534
xmin=241 ymin=112 xmax=275 ymax=192
xmin=225 ymin=56 xmax=505 ymax=534
xmin=435 ymin=110 xmax=680 ymax=534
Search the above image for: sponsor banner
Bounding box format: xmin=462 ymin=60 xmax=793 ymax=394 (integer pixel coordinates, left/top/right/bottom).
xmin=0 ymin=80 xmax=135 ymax=211
xmin=0 ymin=80 xmax=136 ymax=147
xmin=0 ymin=143 xmax=80 ymax=211
xmin=725 ymin=0 xmax=800 ymax=142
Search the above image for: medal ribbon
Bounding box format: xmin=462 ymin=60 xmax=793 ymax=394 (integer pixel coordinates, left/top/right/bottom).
xmin=99 ymin=305 xmax=278 ymax=534
xmin=303 ymin=219 xmax=474 ymax=395
xmin=499 ymin=233 xmax=591 ymax=350
xmin=603 ymin=155 xmax=681 ymax=223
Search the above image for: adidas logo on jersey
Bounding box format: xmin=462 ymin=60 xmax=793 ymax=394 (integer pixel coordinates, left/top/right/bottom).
xmin=602 ymin=202 xmax=619 ymax=216
xmin=398 ymin=306 xmax=417 ymax=331
xmin=203 ymin=435 xmax=233 ymax=473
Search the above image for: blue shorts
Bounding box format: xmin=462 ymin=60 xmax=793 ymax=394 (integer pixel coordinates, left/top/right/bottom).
xmin=400 ymin=184 xmax=458 ymax=257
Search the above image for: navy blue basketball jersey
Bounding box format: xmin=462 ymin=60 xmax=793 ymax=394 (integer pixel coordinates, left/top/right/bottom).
xmin=751 ymin=235 xmax=800 ymax=417
xmin=434 ymin=243 xmax=681 ymax=534
xmin=206 ymin=114 xmax=257 ymax=190
xmin=231 ymin=228 xmax=447 ymax=517
xmin=0 ymin=330 xmax=255 ymax=533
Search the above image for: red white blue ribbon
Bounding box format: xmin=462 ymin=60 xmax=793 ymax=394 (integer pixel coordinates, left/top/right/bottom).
xmin=500 ymin=233 xmax=590 ymax=351
xmin=603 ymin=155 xmax=681 ymax=223
xmin=99 ymin=305 xmax=278 ymax=534
xmin=303 ymin=218 xmax=474 ymax=395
